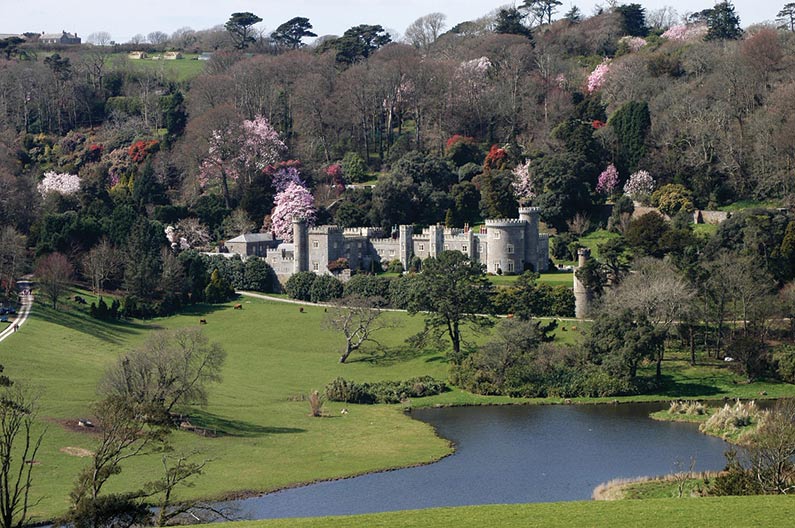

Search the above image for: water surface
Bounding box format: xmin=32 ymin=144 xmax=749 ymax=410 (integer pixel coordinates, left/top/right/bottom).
xmin=225 ymin=403 xmax=728 ymax=519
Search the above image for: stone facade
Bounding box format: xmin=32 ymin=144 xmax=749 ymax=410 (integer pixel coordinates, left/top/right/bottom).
xmin=40 ymin=31 xmax=81 ymax=44
xmin=224 ymin=207 xmax=549 ymax=281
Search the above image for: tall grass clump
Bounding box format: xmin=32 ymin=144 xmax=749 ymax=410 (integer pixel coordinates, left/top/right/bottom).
xmin=700 ymin=400 xmax=764 ymax=441
xmin=308 ymin=390 xmax=324 ymax=417
xmin=668 ymin=400 xmax=707 ymax=416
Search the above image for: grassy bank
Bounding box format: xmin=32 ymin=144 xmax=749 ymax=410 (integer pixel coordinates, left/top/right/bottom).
xmin=2 ymin=292 xmax=794 ymax=521
xmin=196 ymin=496 xmax=794 ymax=528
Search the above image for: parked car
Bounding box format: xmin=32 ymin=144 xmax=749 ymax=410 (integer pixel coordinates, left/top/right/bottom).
xmin=0 ymin=315 xmax=8 ymax=323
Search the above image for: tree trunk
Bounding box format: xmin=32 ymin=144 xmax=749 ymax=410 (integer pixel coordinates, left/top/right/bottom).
xmin=689 ymin=325 xmax=696 ymax=366
xmin=339 ymin=342 xmax=353 ymax=363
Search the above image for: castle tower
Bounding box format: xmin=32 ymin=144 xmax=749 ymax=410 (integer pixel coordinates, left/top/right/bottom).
xmin=519 ymin=206 xmax=540 ymax=271
xmin=398 ymin=225 xmax=414 ymax=270
xmin=573 ymin=247 xmax=592 ymax=319
xmin=427 ymin=224 xmax=444 ymax=258
xmin=292 ymin=217 xmax=308 ymax=273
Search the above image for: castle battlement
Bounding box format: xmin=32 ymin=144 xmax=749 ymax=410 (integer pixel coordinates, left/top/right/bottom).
xmin=539 ymin=233 xmax=550 ymax=239
xmin=369 ymin=237 xmax=399 ymax=244
xmin=519 ymin=206 xmax=541 ymax=214
xmin=309 ymin=225 xmax=343 ymax=234
xmin=485 ymin=218 xmax=526 ymax=227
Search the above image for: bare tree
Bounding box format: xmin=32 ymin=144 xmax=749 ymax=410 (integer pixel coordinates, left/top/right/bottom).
xmin=127 ymin=34 xmax=145 ymax=45
xmin=566 ymin=212 xmax=591 ymax=237
xmin=0 ymin=227 xmax=26 ymax=300
xmin=221 ymin=209 xmax=256 ymax=239
xmin=82 ymin=238 xmax=120 ymax=294
xmin=647 ymin=6 xmax=679 ymax=30
xmin=746 ymin=398 xmax=795 ymax=494
xmin=175 ymin=218 xmax=211 ymax=249
xmin=404 ymin=13 xmax=447 ymax=53
xmin=0 ymin=386 xmax=45 ymax=528
xmin=147 ymin=31 xmax=169 ymax=46
xmin=324 ymin=295 xmax=392 ymax=363
xmin=87 ymin=32 xmax=112 ymax=46
xmin=35 ymin=252 xmax=73 ymax=309
xmin=170 ymin=27 xmax=197 ymax=49
xmin=99 ymin=328 xmax=226 ymax=422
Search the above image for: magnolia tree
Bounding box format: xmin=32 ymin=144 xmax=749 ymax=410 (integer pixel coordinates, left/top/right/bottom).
xmin=661 ymin=24 xmax=708 ymax=42
xmin=199 ymin=115 xmax=286 ymax=207
xmin=619 ymin=36 xmax=647 ymax=52
xmin=511 ymin=160 xmax=536 ymax=205
xmin=272 ymin=166 xmax=305 ymax=193
xmin=587 ymin=60 xmax=610 ymax=93
xmin=37 ymin=171 xmax=81 ymax=197
xmin=596 ymin=164 xmax=619 ymax=195
xmin=271 ymin=182 xmax=317 ymax=241
xmin=623 ymin=170 xmax=655 ymax=201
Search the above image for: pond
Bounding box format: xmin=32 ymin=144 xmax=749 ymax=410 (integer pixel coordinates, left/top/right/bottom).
xmin=222 ymin=403 xmax=729 ymax=520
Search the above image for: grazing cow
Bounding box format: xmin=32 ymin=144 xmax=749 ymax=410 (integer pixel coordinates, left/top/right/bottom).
xmin=233 ymin=304 xmax=243 ymax=310
xmin=299 ymin=307 xmax=304 ymax=313
xmin=199 ymin=319 xmax=207 ymax=325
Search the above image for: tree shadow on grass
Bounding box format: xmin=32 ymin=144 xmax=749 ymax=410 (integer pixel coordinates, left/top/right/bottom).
xmin=653 ymin=374 xmax=725 ymax=399
xmin=31 ymin=302 xmax=152 ymax=345
xmin=188 ymin=410 xmax=305 ymax=438
xmin=351 ymin=345 xmax=442 ymax=366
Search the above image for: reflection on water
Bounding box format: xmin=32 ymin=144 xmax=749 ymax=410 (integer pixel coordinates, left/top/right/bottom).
xmin=222 ymin=403 xmax=729 ymax=520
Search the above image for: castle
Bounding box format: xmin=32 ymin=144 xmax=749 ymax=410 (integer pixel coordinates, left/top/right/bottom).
xmin=224 ymin=207 xmax=550 ymax=280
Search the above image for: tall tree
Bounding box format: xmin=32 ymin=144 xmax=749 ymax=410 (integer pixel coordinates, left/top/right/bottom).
xmin=494 ymin=7 xmax=533 ymax=39
xmin=523 ymin=0 xmax=563 ymax=26
xmin=0 ymin=386 xmax=45 ymax=528
xmin=35 ymin=253 xmax=73 ymax=310
xmin=404 ymin=13 xmax=447 ymax=53
xmin=705 ymin=1 xmax=743 ymax=40
xmin=83 ymin=238 xmax=120 ymax=294
xmin=407 ymin=251 xmax=493 ymax=362
xmin=609 ymin=100 xmax=651 ymax=177
xmin=0 ymin=227 xmax=26 ymax=300
xmin=778 ymin=3 xmax=795 ymax=31
xmin=615 ymin=3 xmax=648 ymax=36
xmin=324 ymin=25 xmax=391 ymax=64
xmin=324 ymin=295 xmax=391 ymax=363
xmin=271 ymin=17 xmax=317 ymax=49
xmin=224 ymin=12 xmax=263 ymax=49
xmin=123 ymin=219 xmax=163 ymax=300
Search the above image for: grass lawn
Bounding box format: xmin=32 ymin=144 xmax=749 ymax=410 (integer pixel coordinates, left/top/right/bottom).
xmin=109 ymin=53 xmax=205 ymax=81
xmin=718 ymin=199 xmax=783 ymax=212
xmin=2 ymin=291 xmax=794 ymax=522
xmin=487 ymin=271 xmax=573 ymax=288
xmin=197 ymin=496 xmax=795 ymax=528
xmin=693 ymin=223 xmax=719 ymax=236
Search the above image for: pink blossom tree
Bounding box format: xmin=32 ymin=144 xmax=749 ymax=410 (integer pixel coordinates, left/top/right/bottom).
xmin=623 ymin=170 xmax=655 ymax=202
xmin=596 ymin=164 xmax=619 ymax=195
xmin=199 ymin=115 xmax=286 ymax=208
xmin=661 ymin=24 xmax=708 ymax=42
xmin=587 ymin=60 xmax=610 ymax=93
xmin=272 ymin=166 xmax=305 ymax=193
xmin=271 ymin=182 xmax=317 ymax=241
xmin=511 ymin=160 xmax=536 ymax=205
xmin=37 ymin=171 xmax=81 ymax=197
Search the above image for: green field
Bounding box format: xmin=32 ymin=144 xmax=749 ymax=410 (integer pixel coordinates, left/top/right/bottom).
xmin=197 ymin=496 xmax=795 ymax=528
xmin=109 ymin=53 xmax=206 ymax=81
xmin=2 ymin=291 xmax=794 ymax=522
xmin=487 ymin=270 xmax=573 ymax=288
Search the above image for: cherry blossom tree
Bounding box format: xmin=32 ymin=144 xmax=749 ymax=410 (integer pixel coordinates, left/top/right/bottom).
xmin=511 ymin=160 xmax=536 ymax=205
xmin=198 ymin=115 xmax=286 ymax=208
xmin=596 ymin=164 xmax=619 ymax=195
xmin=37 ymin=171 xmax=81 ymax=197
xmin=587 ymin=60 xmax=610 ymax=93
xmin=623 ymin=170 xmax=655 ymax=201
xmin=661 ymin=24 xmax=708 ymax=42
xmin=271 ymin=182 xmax=317 ymax=241
xmin=619 ymin=36 xmax=647 ymax=52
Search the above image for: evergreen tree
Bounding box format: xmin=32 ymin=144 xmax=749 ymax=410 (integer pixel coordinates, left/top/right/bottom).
xmin=609 ymin=101 xmax=651 ymax=177
xmin=705 ymin=1 xmax=743 ymax=40
xmin=123 ymin=218 xmax=163 ymax=299
xmin=495 ymin=7 xmax=533 ymax=39
xmin=615 ymin=4 xmax=648 ymax=37
xmin=271 ymin=17 xmax=317 ymax=49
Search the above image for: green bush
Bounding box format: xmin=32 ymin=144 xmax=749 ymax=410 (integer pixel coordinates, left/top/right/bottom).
xmin=343 ymin=274 xmax=392 ymax=302
xmin=309 ymin=275 xmax=343 ymax=303
xmin=284 ymin=271 xmax=317 ymax=301
xmin=324 ymin=376 xmax=447 ymax=404
xmin=776 ymin=345 xmax=795 ymax=383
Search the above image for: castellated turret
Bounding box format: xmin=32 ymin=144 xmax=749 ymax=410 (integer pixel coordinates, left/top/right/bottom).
xmin=573 ymin=247 xmax=592 ymax=319
xmin=292 ymin=217 xmax=308 ymax=273
xmin=519 ymin=207 xmax=541 ymax=271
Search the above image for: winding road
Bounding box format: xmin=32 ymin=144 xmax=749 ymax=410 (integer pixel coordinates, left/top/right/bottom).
xmin=0 ymin=281 xmax=33 ymax=345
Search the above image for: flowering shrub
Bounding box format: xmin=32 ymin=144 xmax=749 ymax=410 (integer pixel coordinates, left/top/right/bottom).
xmin=484 ymin=145 xmax=508 ymax=172
xmin=325 ymin=163 xmax=345 ymax=190
xmin=661 ymin=24 xmax=708 ymax=42
xmin=327 ymin=257 xmax=349 ymax=273
xmin=271 ymin=182 xmax=317 ymax=242
xmin=587 ymin=60 xmax=610 ymax=93
xmin=623 ymin=170 xmax=655 ymax=201
xmin=128 ymin=140 xmax=159 ymax=163
xmin=596 ymin=164 xmax=619 ymax=195
xmin=619 ymin=36 xmax=647 ymax=52
xmin=511 ymin=160 xmax=535 ymax=205
xmin=37 ymin=171 xmax=81 ymax=197
xmin=164 ymin=225 xmax=190 ymax=251
xmin=85 ymin=143 xmax=104 ymax=163
xmin=445 ymin=134 xmax=476 ymax=152
xmin=592 ymin=120 xmax=606 ymax=129
xmin=272 ymin=166 xmax=305 ymax=193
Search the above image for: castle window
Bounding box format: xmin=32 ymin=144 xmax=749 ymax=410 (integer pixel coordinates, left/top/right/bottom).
xmin=444 ymin=244 xmax=449 ymax=250
xmin=313 ymin=262 xmax=319 ymax=271
xmin=507 ymin=244 xmax=514 ymax=254
xmin=506 ymin=260 xmax=515 ymax=272
xmin=419 ymin=244 xmax=425 ymax=251
xmin=333 ymin=242 xmax=339 ymax=249
xmin=312 ymin=241 xmax=319 ymax=248
xmin=493 ymin=231 xmax=501 ymax=239
xmin=478 ymin=245 xmax=483 ymax=253
xmin=271 ymin=258 xmax=277 ymax=264
xmin=462 ymin=245 xmax=468 ymax=253
xmin=389 ymin=249 xmax=395 ymax=256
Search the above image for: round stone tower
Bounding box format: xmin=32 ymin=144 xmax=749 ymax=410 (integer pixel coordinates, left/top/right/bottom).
xmin=292 ymin=217 xmax=309 ymax=273
xmin=573 ymin=247 xmax=592 ymax=319
xmin=485 ymin=219 xmax=525 ymax=274
xmin=519 ymin=206 xmax=540 ymax=272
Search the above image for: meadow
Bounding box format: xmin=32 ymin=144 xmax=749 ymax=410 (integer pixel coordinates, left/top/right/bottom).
xmin=2 ymin=291 xmax=794 ymax=522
